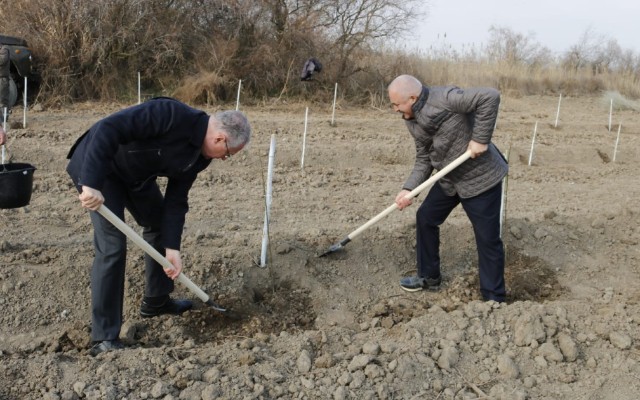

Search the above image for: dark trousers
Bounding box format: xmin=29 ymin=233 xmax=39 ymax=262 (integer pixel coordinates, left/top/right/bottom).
xmin=88 ymin=178 xmax=174 ymax=341
xmin=416 ymin=182 xmax=505 ymax=302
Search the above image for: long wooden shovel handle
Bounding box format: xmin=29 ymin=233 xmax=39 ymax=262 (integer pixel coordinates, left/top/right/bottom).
xmin=347 ymin=150 xmax=472 ymax=240
xmin=97 ymin=204 xmax=210 ymax=303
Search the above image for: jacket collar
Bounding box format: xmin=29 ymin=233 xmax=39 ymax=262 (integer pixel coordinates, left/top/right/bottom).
xmin=410 ymin=86 xmax=429 ymax=117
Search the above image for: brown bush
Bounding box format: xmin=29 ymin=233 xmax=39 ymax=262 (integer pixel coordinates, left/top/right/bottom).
xmin=172 ymin=71 xmax=230 ymax=105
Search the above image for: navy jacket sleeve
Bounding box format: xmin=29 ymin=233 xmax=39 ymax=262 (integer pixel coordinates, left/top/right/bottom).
xmin=79 ymin=100 xmax=183 ymax=190
xmin=70 ymin=98 xmax=211 ymax=251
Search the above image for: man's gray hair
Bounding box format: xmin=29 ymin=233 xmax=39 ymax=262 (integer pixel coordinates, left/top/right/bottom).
xmin=216 ymin=110 xmax=251 ymax=147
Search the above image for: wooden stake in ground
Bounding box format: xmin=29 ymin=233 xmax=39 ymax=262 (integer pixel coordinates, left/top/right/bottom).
xmin=301 ymin=107 xmax=309 ymax=169
xmin=613 ymin=123 xmax=622 ymax=162
xmin=554 ymin=93 xmax=562 ymax=128
xmin=331 ymin=83 xmax=338 ymax=127
xmin=235 ymin=79 xmax=242 ymax=111
xmin=260 ymin=134 xmax=276 ymax=268
xmin=528 ymin=121 xmax=538 ymax=166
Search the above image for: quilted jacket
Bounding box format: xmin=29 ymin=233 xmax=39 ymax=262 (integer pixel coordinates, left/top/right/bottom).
xmin=402 ymin=85 xmax=508 ymax=198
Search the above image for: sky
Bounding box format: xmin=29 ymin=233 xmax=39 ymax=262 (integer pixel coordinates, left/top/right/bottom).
xmin=408 ymin=0 xmax=640 ymax=55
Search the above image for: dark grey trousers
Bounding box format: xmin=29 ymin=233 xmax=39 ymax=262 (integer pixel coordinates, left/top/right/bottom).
xmin=88 ymin=178 xmax=174 ymax=341
xmin=416 ymin=182 xmax=505 ymax=302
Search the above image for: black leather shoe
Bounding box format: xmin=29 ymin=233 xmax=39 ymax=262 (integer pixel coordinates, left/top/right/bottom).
xmin=140 ymin=297 xmax=193 ymax=318
xmin=89 ymin=339 xmax=124 ymax=356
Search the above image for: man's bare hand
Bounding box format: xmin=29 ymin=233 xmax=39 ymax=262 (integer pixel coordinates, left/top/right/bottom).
xmin=79 ymin=186 xmax=104 ymax=210
xmin=395 ymin=189 xmax=413 ymax=210
xmin=467 ymin=140 xmax=488 ymax=158
xmin=165 ymin=249 xmax=183 ymax=280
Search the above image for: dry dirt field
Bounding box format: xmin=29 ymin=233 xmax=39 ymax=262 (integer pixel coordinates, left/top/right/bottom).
xmin=0 ymin=94 xmax=639 ymax=400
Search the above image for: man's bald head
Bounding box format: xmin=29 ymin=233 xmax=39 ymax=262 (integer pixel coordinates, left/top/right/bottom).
xmin=388 ymin=75 xmax=422 ymax=98
xmin=388 ymin=75 xmax=423 ymax=120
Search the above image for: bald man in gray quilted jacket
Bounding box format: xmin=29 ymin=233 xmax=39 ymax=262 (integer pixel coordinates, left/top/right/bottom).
xmin=388 ymin=75 xmax=508 ymax=302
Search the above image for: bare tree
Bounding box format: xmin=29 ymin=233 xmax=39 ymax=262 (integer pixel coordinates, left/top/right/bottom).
xmin=486 ymin=25 xmax=552 ymax=67
xmin=561 ymin=26 xmax=607 ymax=72
xmin=317 ymin=0 xmax=424 ymax=81
xmin=617 ymin=49 xmax=640 ymax=77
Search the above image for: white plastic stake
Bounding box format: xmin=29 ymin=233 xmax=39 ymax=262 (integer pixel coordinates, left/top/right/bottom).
xmin=331 ymin=83 xmax=338 ymax=126
xmin=608 ymin=98 xmax=613 ymax=132
xmin=235 ymin=79 xmax=242 ymax=111
xmin=301 ymin=107 xmax=308 ymax=169
xmin=554 ymin=93 xmax=562 ymax=128
xmin=137 ymin=72 xmax=141 ymax=104
xmin=23 ymin=76 xmax=27 ymax=128
xmin=613 ymin=123 xmax=621 ymax=162
xmin=528 ymin=121 xmax=538 ymax=166
xmin=260 ymin=134 xmax=276 ymax=267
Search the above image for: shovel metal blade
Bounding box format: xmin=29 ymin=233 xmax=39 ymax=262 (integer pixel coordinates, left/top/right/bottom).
xmin=205 ymin=299 xmax=228 ymax=312
xmin=205 ymin=299 xmax=244 ymax=320
xmin=318 ymin=237 xmax=351 ymax=257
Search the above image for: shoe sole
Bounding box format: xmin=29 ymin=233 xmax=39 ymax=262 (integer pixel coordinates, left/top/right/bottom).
xmin=140 ymin=309 xmax=191 ymax=318
xmin=140 ymin=311 xmax=181 ymax=318
xmin=89 ymin=348 xmax=121 ymax=356
xmin=140 ymin=312 xmax=160 ymax=318
xmin=89 ymin=343 xmax=124 ymax=356
xmin=400 ymin=285 xmax=441 ymax=293
xmin=400 ymin=285 xmax=424 ymax=292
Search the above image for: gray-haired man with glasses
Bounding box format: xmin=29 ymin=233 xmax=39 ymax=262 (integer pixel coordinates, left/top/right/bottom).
xmin=66 ymin=97 xmax=251 ymax=355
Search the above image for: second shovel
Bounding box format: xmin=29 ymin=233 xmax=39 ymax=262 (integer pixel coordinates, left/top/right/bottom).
xmin=97 ymin=204 xmax=243 ymax=319
xmin=319 ymin=150 xmax=472 ymax=257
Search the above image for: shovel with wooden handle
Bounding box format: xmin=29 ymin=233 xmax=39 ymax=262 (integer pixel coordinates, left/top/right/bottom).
xmin=319 ymin=150 xmax=472 ymax=257
xmin=97 ymin=204 xmax=243 ymax=319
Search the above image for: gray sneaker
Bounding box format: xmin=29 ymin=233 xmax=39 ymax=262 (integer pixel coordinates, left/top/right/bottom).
xmin=399 ymin=275 xmax=442 ymax=292
xmin=89 ymin=339 xmax=124 ymax=356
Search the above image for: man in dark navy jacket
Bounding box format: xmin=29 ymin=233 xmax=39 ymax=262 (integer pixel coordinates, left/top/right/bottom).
xmin=66 ymin=97 xmax=251 ymax=356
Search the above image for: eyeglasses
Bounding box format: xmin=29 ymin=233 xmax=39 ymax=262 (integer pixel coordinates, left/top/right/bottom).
xmin=224 ymin=139 xmax=232 ymax=160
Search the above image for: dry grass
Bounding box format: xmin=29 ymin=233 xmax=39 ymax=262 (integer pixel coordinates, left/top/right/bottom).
xmin=172 ymin=71 xmax=230 ymax=105
xmin=389 ymin=52 xmax=638 ymax=99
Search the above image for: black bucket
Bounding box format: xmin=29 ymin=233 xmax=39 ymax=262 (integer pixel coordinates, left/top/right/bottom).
xmin=0 ymin=163 xmax=36 ymax=209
